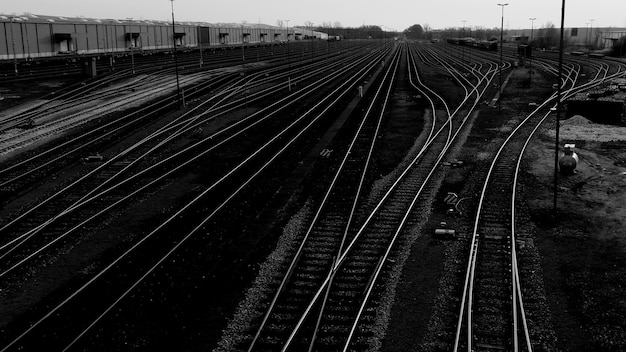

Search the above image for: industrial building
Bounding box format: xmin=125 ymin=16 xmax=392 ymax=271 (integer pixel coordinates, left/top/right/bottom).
xmin=0 ymin=13 xmax=326 ymax=62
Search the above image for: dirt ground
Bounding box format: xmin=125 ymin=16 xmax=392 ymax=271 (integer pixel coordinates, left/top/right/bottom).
xmin=3 ymin=54 xmax=624 ymax=351
xmin=523 ymin=115 xmax=626 ymax=350
xmin=382 ymin=65 xmax=626 ymax=351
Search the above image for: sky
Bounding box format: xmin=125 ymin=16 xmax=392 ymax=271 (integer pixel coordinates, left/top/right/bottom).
xmin=3 ymin=0 xmax=626 ymax=32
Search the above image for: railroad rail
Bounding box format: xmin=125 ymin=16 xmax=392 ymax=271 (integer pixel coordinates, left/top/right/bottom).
xmin=452 ymin=47 xmax=626 ymax=352
xmin=1 ymin=36 xmax=623 ymax=351
xmin=0 ymin=41 xmax=391 ymax=351
xmin=212 ymin=40 xmax=501 ymax=351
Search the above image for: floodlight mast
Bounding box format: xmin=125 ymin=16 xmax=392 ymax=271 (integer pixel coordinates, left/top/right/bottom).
xmin=171 ymin=0 xmax=182 ymax=107
xmin=529 ymin=17 xmax=536 ymax=86
xmin=497 ymin=3 xmax=509 ymax=112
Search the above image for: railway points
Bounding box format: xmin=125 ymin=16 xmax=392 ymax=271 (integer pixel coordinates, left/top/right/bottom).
xmin=0 ymin=15 xmax=625 ymax=352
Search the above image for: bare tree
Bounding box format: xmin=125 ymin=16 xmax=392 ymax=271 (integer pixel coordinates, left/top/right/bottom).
xmin=537 ymin=22 xmax=558 ymax=49
xmin=303 ymin=21 xmax=315 ymax=38
xmin=276 ymin=19 xmax=284 ymax=28
xmin=333 ymin=21 xmax=342 ymax=28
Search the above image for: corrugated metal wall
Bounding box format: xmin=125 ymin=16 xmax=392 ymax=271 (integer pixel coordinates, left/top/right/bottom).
xmin=0 ymin=19 xmax=302 ymax=60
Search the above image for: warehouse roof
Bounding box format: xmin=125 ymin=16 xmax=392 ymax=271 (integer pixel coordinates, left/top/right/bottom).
xmin=0 ymin=13 xmax=286 ymax=30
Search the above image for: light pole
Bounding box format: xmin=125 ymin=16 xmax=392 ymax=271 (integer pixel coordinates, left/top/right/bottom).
xmin=462 ymin=20 xmax=467 ymax=62
xmin=589 ymin=19 xmax=595 ymax=49
xmin=309 ymin=22 xmax=314 ymax=58
xmin=497 ymin=3 xmax=508 ymax=113
xmin=468 ymin=25 xmax=473 ymax=68
xmin=9 ymin=16 xmax=18 ymax=75
xmin=199 ymin=29 xmax=203 ymax=67
xmin=241 ymin=23 xmax=246 ymax=66
xmin=108 ymin=21 xmax=115 ymax=68
xmin=529 ymin=17 xmax=536 ymax=86
xmin=554 ymin=0 xmax=566 ymax=222
xmin=170 ymin=0 xmax=182 ymax=107
xmin=285 ymin=19 xmax=291 ymax=91
xmin=242 ymin=23 xmax=249 ymax=113
xmin=326 ymin=23 xmax=330 ymax=59
xmin=127 ymin=18 xmax=135 ymax=75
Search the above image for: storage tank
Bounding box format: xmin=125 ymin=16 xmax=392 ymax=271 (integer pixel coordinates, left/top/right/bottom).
xmin=434 ymin=222 xmax=455 ymax=239
xmin=559 ymin=143 xmax=578 ymax=174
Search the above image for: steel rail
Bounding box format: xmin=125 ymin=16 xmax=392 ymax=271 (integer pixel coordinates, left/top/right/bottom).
xmin=0 ymin=45 xmax=379 ymax=233
xmin=247 ymin=43 xmax=401 ymax=352
xmin=58 ymin=44 xmax=389 ymax=352
xmin=0 ymin=48 xmax=387 ymax=276
xmin=0 ymin=45 xmax=387 ymax=352
xmin=0 ymin=41 xmax=372 ymax=187
xmin=452 ymin=55 xmax=625 ymax=352
xmin=281 ymin=41 xmax=497 ymax=352
xmin=340 ymin=42 xmax=499 ymax=352
xmin=509 ymin=62 xmax=626 ymax=352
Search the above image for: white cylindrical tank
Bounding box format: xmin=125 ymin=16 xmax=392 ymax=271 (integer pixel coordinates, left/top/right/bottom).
xmin=559 ymin=143 xmax=579 ymax=174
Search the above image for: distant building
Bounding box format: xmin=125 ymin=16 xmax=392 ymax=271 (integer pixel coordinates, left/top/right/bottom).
xmin=431 ymin=30 xmax=443 ymax=41
xmin=505 ymin=26 xmax=626 ymax=49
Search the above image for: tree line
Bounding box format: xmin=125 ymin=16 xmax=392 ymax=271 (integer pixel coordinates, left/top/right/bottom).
xmin=403 ymin=21 xmax=626 ymax=56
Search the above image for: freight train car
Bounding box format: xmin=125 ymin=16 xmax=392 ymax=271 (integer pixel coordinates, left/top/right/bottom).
xmin=446 ymin=37 xmax=497 ymax=51
xmin=473 ymin=40 xmax=497 ymax=51
xmin=518 ymin=44 xmax=532 ymax=58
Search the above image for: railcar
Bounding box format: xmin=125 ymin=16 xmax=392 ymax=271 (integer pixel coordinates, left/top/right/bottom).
xmin=476 ymin=40 xmax=498 ymax=51
xmin=518 ymin=44 xmax=532 ymax=58
xmin=446 ymin=37 xmax=497 ymax=51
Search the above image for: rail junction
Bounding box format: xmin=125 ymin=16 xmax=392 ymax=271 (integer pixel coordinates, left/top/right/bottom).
xmin=0 ymin=37 xmax=624 ymax=351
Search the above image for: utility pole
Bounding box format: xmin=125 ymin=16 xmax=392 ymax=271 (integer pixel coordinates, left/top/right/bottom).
xmin=9 ymin=16 xmax=18 ymax=75
xmin=285 ymin=19 xmax=291 ymax=91
xmin=529 ymin=17 xmax=536 ymax=86
xmin=127 ymin=18 xmax=135 ymax=75
xmin=199 ymin=35 xmax=203 ymax=67
xmin=589 ymin=19 xmax=595 ymax=49
xmin=554 ymin=0 xmax=566 ymax=223
xmin=241 ymin=23 xmax=246 ymax=67
xmin=109 ymin=21 xmax=115 ymax=68
xmin=469 ymin=26 xmax=473 ymax=67
xmin=497 ymin=3 xmax=509 ymax=113
xmin=310 ymin=22 xmax=314 ymax=59
xmin=462 ymin=20 xmax=467 ymax=63
xmin=326 ymin=24 xmax=330 ymax=59
xmin=170 ymin=0 xmax=182 ymax=107
xmin=242 ymin=23 xmax=248 ymax=113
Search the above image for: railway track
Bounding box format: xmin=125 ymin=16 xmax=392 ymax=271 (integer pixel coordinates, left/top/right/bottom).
xmin=211 ymin=40 xmax=501 ymax=351
xmin=0 ymin=41 xmax=378 ymax=195
xmin=0 ymin=43 xmax=386 ymax=276
xmin=0 ymin=40 xmax=351 ymax=133
xmin=242 ymin=44 xmax=407 ymax=352
xmin=452 ymin=47 xmax=626 ymax=352
xmin=0 ymin=41 xmax=391 ymax=351
xmin=1 ymin=36 xmax=623 ymax=351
